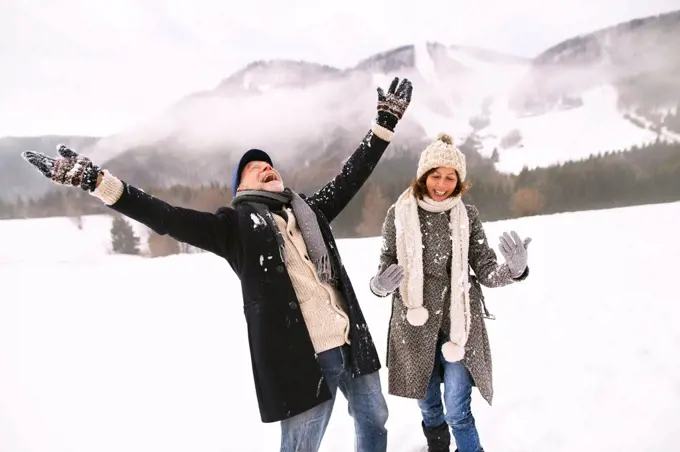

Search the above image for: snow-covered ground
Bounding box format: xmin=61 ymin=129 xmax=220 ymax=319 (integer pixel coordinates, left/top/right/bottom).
xmin=1 ymin=202 xmax=679 ymax=452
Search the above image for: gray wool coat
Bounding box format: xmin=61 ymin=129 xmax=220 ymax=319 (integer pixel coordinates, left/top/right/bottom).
xmin=375 ymin=202 xmax=529 ymax=405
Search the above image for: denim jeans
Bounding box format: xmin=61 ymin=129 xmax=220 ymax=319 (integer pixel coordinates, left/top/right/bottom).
xmin=417 ymin=346 xmax=482 ymax=452
xmin=280 ymin=345 xmax=389 ymax=452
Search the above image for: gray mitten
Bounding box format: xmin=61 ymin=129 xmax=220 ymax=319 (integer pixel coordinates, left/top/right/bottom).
xmin=370 ymin=263 xmax=404 ymax=297
xmin=499 ymin=231 xmax=531 ymax=278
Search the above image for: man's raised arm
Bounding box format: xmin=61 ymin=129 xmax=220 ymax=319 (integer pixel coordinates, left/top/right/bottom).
xmin=21 ymin=145 xmax=236 ymax=257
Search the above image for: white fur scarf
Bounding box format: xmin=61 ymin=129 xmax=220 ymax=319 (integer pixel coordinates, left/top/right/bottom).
xmin=394 ymin=188 xmax=471 ymax=362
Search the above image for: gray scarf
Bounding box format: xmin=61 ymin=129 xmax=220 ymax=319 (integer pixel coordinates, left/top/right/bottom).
xmin=232 ymin=189 xmax=335 ymax=286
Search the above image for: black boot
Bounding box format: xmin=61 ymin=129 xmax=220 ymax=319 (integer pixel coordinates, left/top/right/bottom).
xmin=422 ymin=421 xmax=450 ymax=452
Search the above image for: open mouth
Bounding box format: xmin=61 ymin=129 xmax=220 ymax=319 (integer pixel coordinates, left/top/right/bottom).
xmin=434 ymin=190 xmax=446 ymax=196
xmin=261 ymin=173 xmax=277 ymax=183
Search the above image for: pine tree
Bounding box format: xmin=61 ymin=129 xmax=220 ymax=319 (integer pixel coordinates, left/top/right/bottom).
xmin=110 ymin=214 xmax=140 ymax=255
xmin=491 ymin=148 xmax=499 ymax=163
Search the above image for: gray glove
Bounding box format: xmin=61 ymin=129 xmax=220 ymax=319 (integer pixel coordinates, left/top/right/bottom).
xmin=370 ymin=263 xmax=404 ymax=297
xmin=499 ymin=231 xmax=531 ymax=278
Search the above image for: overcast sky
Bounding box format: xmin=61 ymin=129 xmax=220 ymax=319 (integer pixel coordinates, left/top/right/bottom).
xmin=1 ymin=0 xmax=678 ymax=137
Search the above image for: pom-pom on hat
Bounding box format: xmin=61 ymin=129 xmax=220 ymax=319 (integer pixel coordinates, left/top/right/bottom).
xmin=416 ymin=133 xmax=466 ymax=182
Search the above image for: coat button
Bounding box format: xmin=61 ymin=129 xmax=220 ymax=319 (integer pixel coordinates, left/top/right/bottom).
xmin=276 ymin=265 xmax=284 ymax=273
xmin=289 ymin=301 xmax=298 ymax=310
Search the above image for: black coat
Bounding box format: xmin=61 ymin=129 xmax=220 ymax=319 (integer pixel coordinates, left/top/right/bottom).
xmin=107 ymin=129 xmax=390 ymax=422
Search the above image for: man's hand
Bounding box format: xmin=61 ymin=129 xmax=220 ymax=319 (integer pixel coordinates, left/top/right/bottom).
xmin=22 ymin=144 xmax=102 ymax=192
xmin=375 ymin=77 xmax=413 ymax=131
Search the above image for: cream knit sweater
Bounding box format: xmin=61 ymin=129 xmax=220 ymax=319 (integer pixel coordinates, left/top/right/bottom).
xmin=273 ymin=209 xmax=350 ymax=353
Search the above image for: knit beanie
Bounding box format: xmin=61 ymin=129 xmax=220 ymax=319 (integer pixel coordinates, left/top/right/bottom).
xmin=231 ymin=148 xmax=273 ymax=196
xmin=416 ymin=133 xmax=466 ymax=182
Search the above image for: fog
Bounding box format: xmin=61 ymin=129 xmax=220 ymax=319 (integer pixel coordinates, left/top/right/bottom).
xmin=84 ymin=10 xmax=679 ymax=169
xmin=83 ymin=73 xmax=377 ymax=165
xmin=1 ymin=8 xmax=678 ymax=203
xmin=83 ymin=45 xmax=532 ymax=166
xmin=512 ymin=11 xmax=680 ymax=111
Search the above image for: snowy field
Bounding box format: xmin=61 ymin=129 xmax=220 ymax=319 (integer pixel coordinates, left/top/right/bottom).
xmin=1 ymin=202 xmax=680 ymax=452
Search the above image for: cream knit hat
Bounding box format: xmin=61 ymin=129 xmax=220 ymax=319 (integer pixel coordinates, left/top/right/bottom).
xmin=416 ymin=133 xmax=466 ymax=182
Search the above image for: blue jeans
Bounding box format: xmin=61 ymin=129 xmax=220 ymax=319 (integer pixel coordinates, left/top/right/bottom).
xmin=417 ymin=347 xmax=482 ymax=452
xmin=280 ymin=345 xmax=388 ymax=452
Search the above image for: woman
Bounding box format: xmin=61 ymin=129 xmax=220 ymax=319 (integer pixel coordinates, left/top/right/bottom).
xmin=369 ymin=133 xmax=531 ymax=452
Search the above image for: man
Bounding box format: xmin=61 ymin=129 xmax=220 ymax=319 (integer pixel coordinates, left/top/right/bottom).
xmin=22 ymin=77 xmax=413 ymax=452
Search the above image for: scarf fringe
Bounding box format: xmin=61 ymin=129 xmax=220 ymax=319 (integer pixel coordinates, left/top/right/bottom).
xmin=233 ymin=188 xmax=337 ymax=288
xmin=315 ymin=254 xmax=334 ymax=286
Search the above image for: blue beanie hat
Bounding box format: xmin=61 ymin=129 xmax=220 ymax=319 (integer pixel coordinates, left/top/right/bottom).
xmin=231 ymin=148 xmax=273 ymax=196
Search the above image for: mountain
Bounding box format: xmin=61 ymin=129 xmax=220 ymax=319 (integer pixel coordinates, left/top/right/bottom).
xmin=2 ymin=10 xmax=679 ymax=202
xmin=511 ymin=10 xmax=680 ymax=113
xmin=472 ymin=10 xmax=680 ymax=173
xmin=78 ymin=41 xmax=529 ymax=190
xmin=214 ymin=60 xmax=343 ymax=94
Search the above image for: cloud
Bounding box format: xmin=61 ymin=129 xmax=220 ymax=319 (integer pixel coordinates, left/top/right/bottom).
xmin=0 ymin=0 xmax=678 ymax=136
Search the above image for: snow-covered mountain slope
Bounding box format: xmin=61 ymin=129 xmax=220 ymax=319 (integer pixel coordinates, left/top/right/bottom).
xmin=513 ymin=10 xmax=680 ymax=113
xmin=379 ymin=42 xmax=530 ymax=141
xmin=82 ymin=41 xmax=534 ymax=169
xmin=84 ymin=11 xmax=679 ymax=174
xmin=476 ymin=85 xmax=669 ymax=173
xmin=2 ymin=201 xmax=680 ymax=451
xmin=2 ymin=10 xmax=678 ymax=200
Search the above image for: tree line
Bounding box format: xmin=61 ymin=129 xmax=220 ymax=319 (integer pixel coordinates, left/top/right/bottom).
xmin=1 ymin=138 xmax=679 ymax=256
xmin=330 ymin=138 xmax=680 ymax=237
